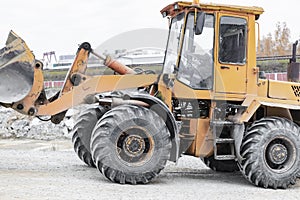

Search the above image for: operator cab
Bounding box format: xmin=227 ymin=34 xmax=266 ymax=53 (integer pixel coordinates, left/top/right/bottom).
xmin=161 ymin=1 xmax=263 ymax=95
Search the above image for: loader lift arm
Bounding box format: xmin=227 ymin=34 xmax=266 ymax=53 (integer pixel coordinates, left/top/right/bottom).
xmin=0 ymin=31 xmax=156 ymax=123
xmin=37 ymin=74 xmax=159 ymax=116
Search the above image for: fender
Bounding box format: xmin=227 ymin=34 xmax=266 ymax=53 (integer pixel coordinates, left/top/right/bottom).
xmin=238 ymin=96 xmax=300 ymax=123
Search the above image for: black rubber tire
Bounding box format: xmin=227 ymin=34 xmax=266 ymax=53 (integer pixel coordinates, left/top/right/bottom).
xmin=71 ymin=105 xmax=107 ymax=167
xmin=202 ymin=156 xmax=239 ymax=172
xmin=240 ymin=117 xmax=300 ymax=189
xmin=91 ymin=104 xmax=171 ymax=184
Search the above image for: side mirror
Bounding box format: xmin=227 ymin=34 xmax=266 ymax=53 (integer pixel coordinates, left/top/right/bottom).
xmin=195 ymin=12 xmax=205 ymax=35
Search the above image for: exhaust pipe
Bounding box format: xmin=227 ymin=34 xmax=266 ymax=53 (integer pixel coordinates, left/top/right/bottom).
xmin=0 ymin=31 xmax=35 ymax=103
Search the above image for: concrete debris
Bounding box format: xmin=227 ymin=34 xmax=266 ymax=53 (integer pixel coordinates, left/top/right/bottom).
xmin=0 ymin=105 xmax=82 ymax=140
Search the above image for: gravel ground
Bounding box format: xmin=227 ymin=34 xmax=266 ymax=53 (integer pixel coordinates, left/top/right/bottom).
xmin=0 ymin=139 xmax=300 ymax=200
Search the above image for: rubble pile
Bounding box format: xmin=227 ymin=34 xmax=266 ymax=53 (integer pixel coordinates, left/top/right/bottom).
xmin=0 ymin=106 xmax=79 ymax=140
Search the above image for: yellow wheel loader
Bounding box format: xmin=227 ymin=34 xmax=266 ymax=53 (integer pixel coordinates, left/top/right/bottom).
xmin=1 ymin=0 xmax=300 ymax=189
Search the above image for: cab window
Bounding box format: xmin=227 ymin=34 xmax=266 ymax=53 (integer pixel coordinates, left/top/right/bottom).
xmin=177 ymin=13 xmax=214 ymax=90
xmin=219 ymin=17 xmax=247 ymax=64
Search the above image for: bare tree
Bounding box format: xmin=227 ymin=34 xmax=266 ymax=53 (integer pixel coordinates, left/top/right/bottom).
xmin=259 ymin=33 xmax=274 ymax=56
xmin=258 ymin=21 xmax=291 ymax=56
xmin=274 ymin=22 xmax=291 ymax=55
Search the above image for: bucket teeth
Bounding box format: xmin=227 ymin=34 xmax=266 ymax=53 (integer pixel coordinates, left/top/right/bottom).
xmin=5 ymin=30 xmax=19 ymax=46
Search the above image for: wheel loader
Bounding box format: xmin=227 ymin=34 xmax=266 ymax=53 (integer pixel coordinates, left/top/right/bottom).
xmin=1 ymin=0 xmax=300 ymax=189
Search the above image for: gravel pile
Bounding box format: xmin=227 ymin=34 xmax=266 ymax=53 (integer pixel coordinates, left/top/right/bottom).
xmin=0 ymin=89 xmax=91 ymax=140
xmin=0 ymin=106 xmax=80 ymax=140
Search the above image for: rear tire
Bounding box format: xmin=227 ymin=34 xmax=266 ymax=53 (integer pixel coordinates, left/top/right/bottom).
xmin=71 ymin=105 xmax=107 ymax=167
xmin=91 ymin=105 xmax=171 ymax=184
xmin=240 ymin=117 xmax=300 ymax=189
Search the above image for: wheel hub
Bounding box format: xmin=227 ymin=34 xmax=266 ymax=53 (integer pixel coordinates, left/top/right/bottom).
xmin=268 ymin=143 xmax=288 ymax=165
xmin=116 ymin=126 xmax=154 ymax=166
xmin=123 ymin=135 xmax=145 ymax=157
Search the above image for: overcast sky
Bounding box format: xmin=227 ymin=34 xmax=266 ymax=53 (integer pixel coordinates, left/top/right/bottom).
xmin=0 ymin=0 xmax=299 ymax=58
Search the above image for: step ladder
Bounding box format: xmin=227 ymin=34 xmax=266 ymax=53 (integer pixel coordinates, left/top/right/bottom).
xmin=210 ymin=120 xmax=236 ymax=160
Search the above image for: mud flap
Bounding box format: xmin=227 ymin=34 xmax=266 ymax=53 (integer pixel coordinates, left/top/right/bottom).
xmin=0 ymin=31 xmax=35 ymax=103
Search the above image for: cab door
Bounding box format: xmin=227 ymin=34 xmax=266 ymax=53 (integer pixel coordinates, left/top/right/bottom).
xmin=214 ymin=14 xmax=248 ymax=94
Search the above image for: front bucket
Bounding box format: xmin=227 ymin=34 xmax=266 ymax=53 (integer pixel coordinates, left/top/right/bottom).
xmin=0 ymin=31 xmax=35 ymax=104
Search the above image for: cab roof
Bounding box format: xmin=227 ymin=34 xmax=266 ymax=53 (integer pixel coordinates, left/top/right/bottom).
xmin=161 ymin=1 xmax=264 ymax=18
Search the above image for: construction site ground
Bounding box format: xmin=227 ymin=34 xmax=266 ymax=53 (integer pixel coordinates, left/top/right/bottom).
xmin=0 ymin=139 xmax=300 ymax=200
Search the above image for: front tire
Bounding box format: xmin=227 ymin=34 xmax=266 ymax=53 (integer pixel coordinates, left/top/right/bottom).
xmin=240 ymin=117 xmax=300 ymax=189
xmin=91 ymin=105 xmax=171 ymax=184
xmin=71 ymin=105 xmax=107 ymax=167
